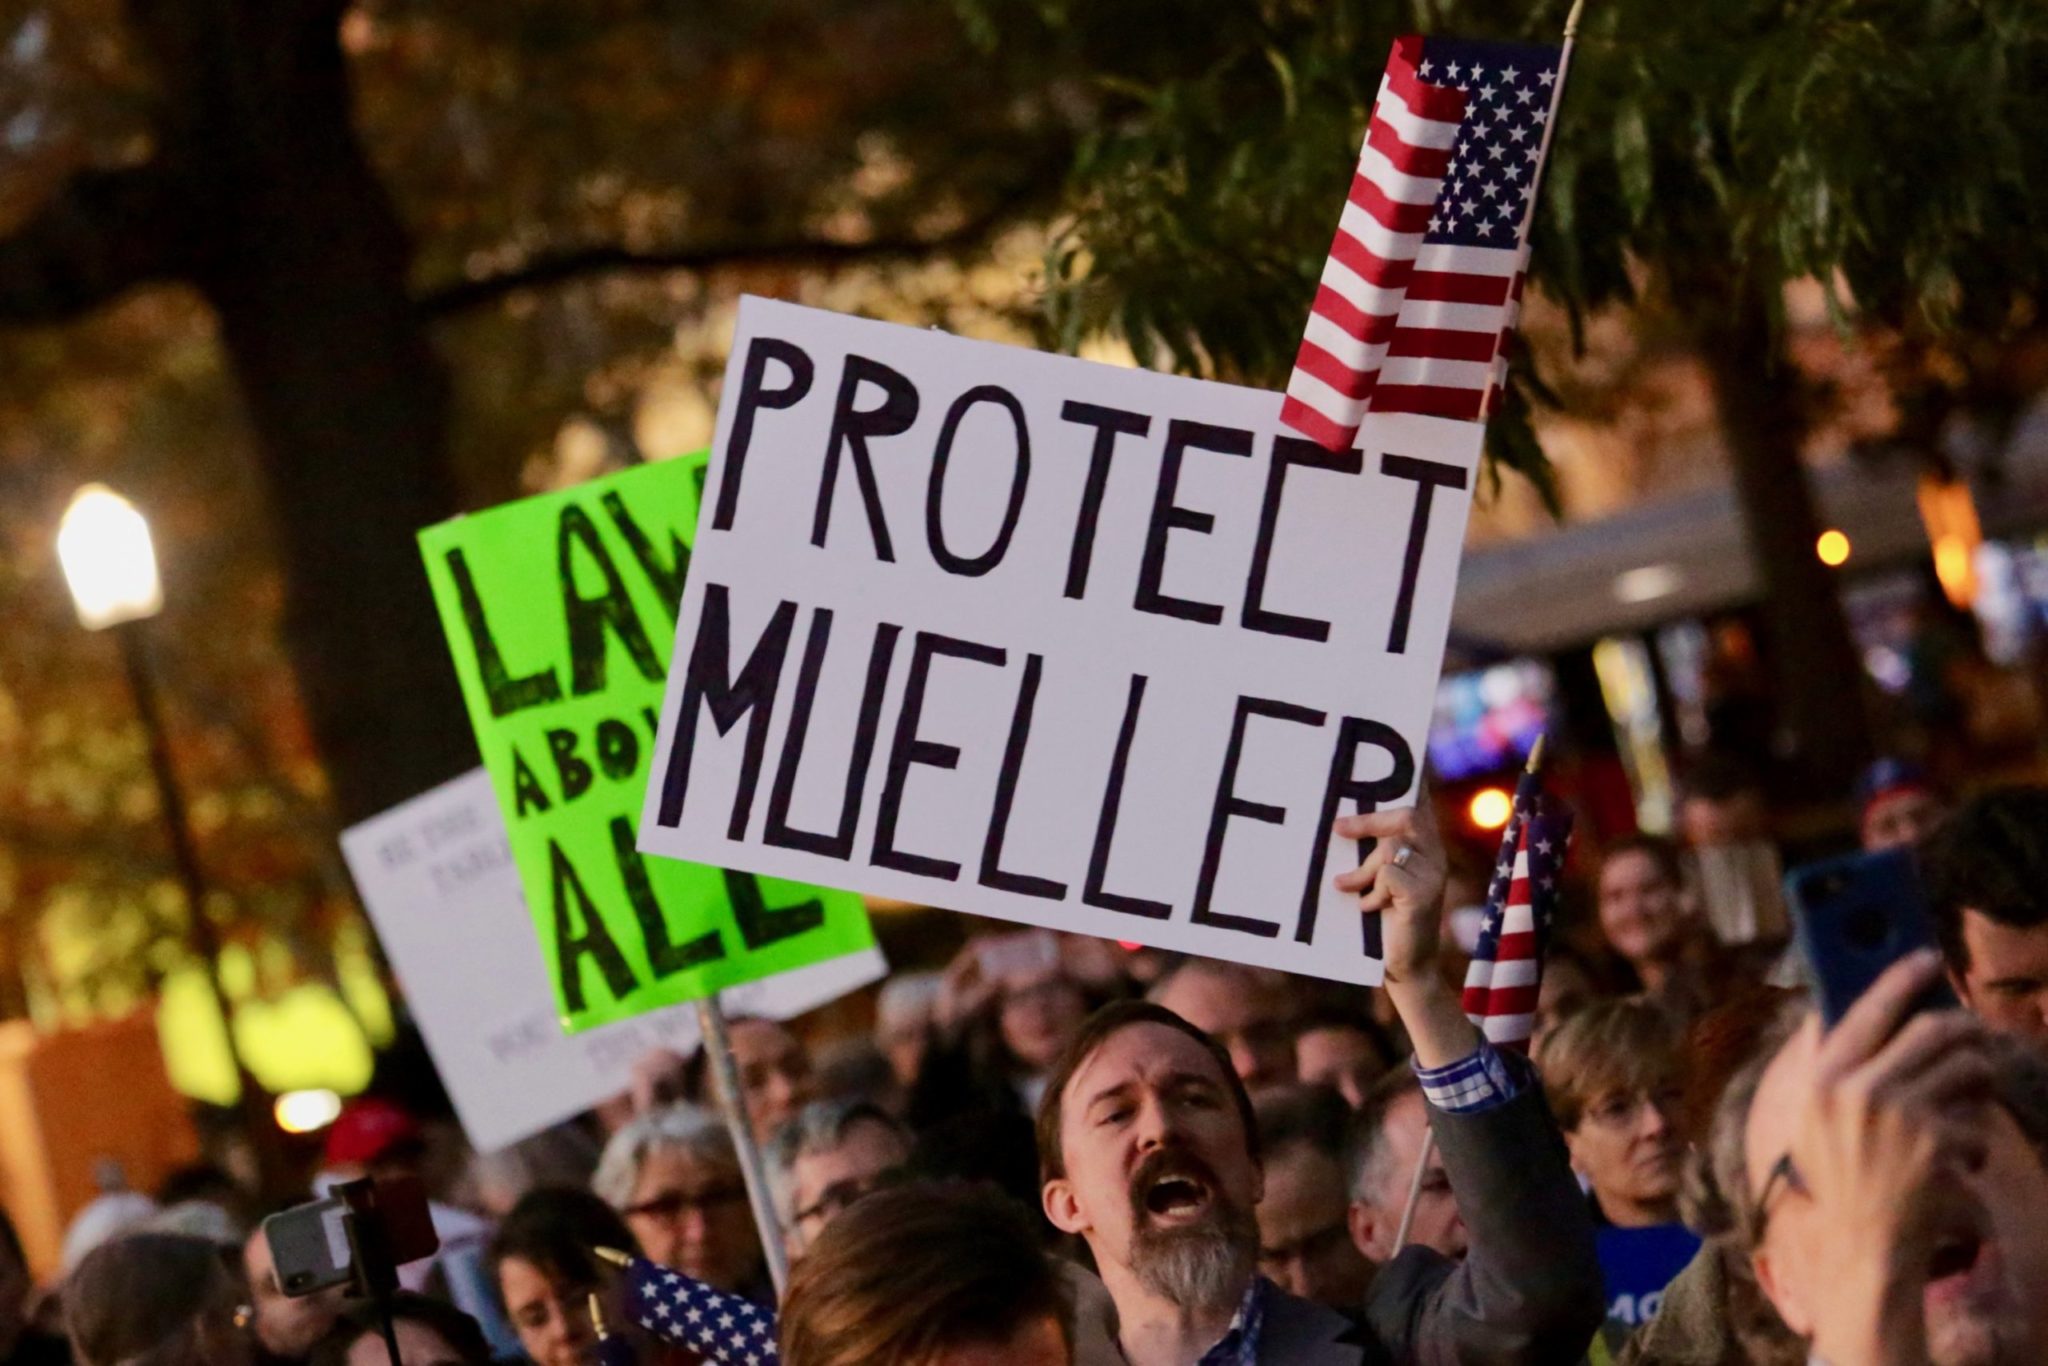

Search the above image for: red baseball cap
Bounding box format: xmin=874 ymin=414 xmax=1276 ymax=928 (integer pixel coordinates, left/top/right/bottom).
xmin=322 ymin=1097 xmax=423 ymax=1169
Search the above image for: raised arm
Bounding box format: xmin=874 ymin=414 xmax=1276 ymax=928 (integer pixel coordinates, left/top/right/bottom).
xmin=1336 ymin=798 xmax=1606 ymax=1364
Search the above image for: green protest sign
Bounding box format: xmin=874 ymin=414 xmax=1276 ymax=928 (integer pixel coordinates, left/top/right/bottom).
xmin=419 ymin=455 xmax=874 ymax=1033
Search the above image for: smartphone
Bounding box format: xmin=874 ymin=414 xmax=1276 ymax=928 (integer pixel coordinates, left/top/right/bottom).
xmin=263 ymin=1197 xmax=353 ymax=1296
xmin=1785 ymin=847 xmax=1959 ymax=1027
xmin=263 ymin=1177 xmax=438 ymax=1298
xmin=976 ymin=930 xmax=1060 ymax=985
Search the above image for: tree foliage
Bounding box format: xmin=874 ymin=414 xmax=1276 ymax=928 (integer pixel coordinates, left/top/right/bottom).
xmin=971 ymin=0 xmax=2048 ymax=492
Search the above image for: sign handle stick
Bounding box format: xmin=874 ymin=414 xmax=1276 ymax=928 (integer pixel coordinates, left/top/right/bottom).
xmin=1392 ymin=1130 xmax=1435 ymax=1252
xmin=693 ymin=994 xmax=792 ymax=1298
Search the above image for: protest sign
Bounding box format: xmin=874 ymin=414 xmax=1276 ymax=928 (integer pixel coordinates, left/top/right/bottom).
xmin=340 ymin=768 xmax=888 ymax=1152
xmin=419 ymin=456 xmax=875 ymax=1032
xmin=639 ymin=298 xmax=1485 ymax=987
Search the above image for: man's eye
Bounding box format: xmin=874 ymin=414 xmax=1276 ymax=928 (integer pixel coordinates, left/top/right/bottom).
xmin=1100 ymin=1107 xmax=1132 ymax=1126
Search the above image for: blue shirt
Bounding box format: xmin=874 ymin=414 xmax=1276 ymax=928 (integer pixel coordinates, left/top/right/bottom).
xmin=1413 ymin=1038 xmax=1524 ymax=1113
xmin=1594 ymin=1220 xmax=1700 ymax=1326
xmin=1195 ymin=1276 xmax=1272 ymax=1366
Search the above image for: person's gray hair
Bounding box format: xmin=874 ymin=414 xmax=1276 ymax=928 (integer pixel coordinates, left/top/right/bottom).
xmin=1343 ymin=1068 xmax=1421 ymax=1205
xmin=765 ymin=1099 xmax=907 ymax=1225
xmin=592 ymin=1102 xmax=736 ymax=1210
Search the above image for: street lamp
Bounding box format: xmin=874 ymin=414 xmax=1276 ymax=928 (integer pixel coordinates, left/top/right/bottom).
xmin=57 ymin=484 xmax=269 ymax=1131
xmin=56 ymin=485 xmax=164 ymax=629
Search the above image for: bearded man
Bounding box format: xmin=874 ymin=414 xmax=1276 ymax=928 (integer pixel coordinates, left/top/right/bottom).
xmin=1037 ymin=800 xmax=1603 ymax=1365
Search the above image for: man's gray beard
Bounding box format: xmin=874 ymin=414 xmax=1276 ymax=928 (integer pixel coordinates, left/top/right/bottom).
xmin=1129 ymin=1209 xmax=1258 ymax=1312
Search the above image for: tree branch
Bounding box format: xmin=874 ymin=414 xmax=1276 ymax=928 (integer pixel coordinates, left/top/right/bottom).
xmin=417 ymin=194 xmax=1041 ymax=319
xmin=0 ymin=164 xmax=200 ymax=324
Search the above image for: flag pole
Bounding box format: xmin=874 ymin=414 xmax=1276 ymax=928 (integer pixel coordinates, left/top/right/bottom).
xmin=1393 ymin=737 xmax=1546 ymax=1252
xmin=1480 ymin=0 xmax=1588 ymax=418
xmin=1388 ymin=3 xmax=1585 ymax=1258
xmin=694 ymin=995 xmax=793 ymax=1297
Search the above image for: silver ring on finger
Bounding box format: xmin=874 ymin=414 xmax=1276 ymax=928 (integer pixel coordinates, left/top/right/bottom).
xmin=1392 ymin=843 xmax=1417 ymax=870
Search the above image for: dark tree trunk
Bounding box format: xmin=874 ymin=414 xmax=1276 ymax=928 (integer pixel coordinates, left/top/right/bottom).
xmin=72 ymin=0 xmax=477 ymax=824
xmin=1695 ymin=295 xmax=1873 ymax=796
xmin=176 ymin=9 xmax=473 ymax=822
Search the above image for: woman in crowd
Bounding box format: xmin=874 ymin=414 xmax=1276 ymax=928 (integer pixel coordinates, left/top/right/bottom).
xmin=488 ymin=1188 xmax=647 ymax=1366
xmin=1594 ymin=835 xmax=1773 ymax=1025
xmin=1536 ymin=998 xmax=1702 ymax=1331
xmin=592 ymin=1104 xmax=768 ymax=1301
xmin=910 ymin=934 xmax=1098 ymax=1128
xmin=62 ymin=1234 xmax=249 ymax=1366
xmin=681 ymin=1020 xmax=816 ymax=1143
xmin=488 ymin=1187 xmax=714 ymax=1366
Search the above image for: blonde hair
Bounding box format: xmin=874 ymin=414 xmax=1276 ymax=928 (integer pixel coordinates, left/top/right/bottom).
xmin=1534 ymin=997 xmax=1683 ymax=1132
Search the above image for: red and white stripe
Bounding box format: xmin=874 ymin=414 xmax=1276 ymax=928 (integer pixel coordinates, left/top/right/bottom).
xmin=1371 ymin=240 xmax=1523 ymax=422
xmin=1461 ymin=823 xmax=1542 ymax=1049
xmin=1277 ymin=36 xmax=1466 ymax=453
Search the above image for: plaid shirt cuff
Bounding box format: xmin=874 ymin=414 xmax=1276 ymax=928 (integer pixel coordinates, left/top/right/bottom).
xmin=1413 ymin=1039 xmax=1521 ymax=1114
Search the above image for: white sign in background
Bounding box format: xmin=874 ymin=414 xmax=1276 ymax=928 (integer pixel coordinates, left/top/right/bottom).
xmin=341 ymin=768 xmax=887 ymax=1152
xmin=639 ymin=298 xmax=1485 ymax=987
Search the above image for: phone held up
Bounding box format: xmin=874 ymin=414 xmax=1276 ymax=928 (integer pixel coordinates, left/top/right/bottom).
xmin=263 ymin=1175 xmax=438 ymax=1299
xmin=1785 ymin=846 xmax=1960 ymax=1028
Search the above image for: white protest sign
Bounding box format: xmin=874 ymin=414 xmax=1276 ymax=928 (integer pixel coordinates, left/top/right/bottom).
xmin=341 ymin=768 xmax=887 ymax=1152
xmin=639 ymin=297 xmax=1485 ymax=987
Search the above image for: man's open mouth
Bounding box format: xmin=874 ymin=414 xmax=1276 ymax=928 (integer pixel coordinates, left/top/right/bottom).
xmin=1924 ymin=1224 xmax=1995 ymax=1307
xmin=1929 ymin=1232 xmax=1981 ymax=1280
xmin=1139 ymin=1171 xmax=1215 ymax=1224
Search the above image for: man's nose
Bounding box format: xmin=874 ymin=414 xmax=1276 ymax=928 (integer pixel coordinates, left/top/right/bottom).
xmin=1132 ymin=1093 xmax=1179 ymax=1147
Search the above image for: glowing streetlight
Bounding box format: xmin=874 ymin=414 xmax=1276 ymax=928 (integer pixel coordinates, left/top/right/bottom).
xmin=57 ymin=484 xmax=164 ymax=630
xmin=1816 ymin=528 xmax=1852 ymax=567
xmin=274 ymin=1088 xmax=343 ymax=1135
xmin=55 ymin=484 xmax=272 ymax=1152
xmin=1468 ymin=786 xmax=1514 ymax=831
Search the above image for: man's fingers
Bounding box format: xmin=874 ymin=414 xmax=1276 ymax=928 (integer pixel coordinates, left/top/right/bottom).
xmin=1886 ymin=1047 xmax=1996 ymax=1122
xmin=1333 ymin=863 xmax=1377 ymax=895
xmin=1864 ymin=1009 xmax=1988 ymax=1088
xmin=1331 ymin=820 xmax=1396 ymax=894
xmin=1816 ymin=950 xmax=1947 ymax=1081
xmin=1334 ymin=807 xmax=1418 ymax=843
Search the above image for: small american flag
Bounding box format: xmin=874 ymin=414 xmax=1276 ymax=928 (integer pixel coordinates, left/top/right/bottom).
xmin=1459 ymin=762 xmax=1572 ymax=1052
xmin=616 ymin=1251 xmax=779 ymax=1364
xmin=1281 ymin=34 xmax=1566 ymax=451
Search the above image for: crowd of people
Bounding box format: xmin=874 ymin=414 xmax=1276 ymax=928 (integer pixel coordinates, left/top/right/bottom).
xmin=10 ymin=756 xmax=2048 ymax=1364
